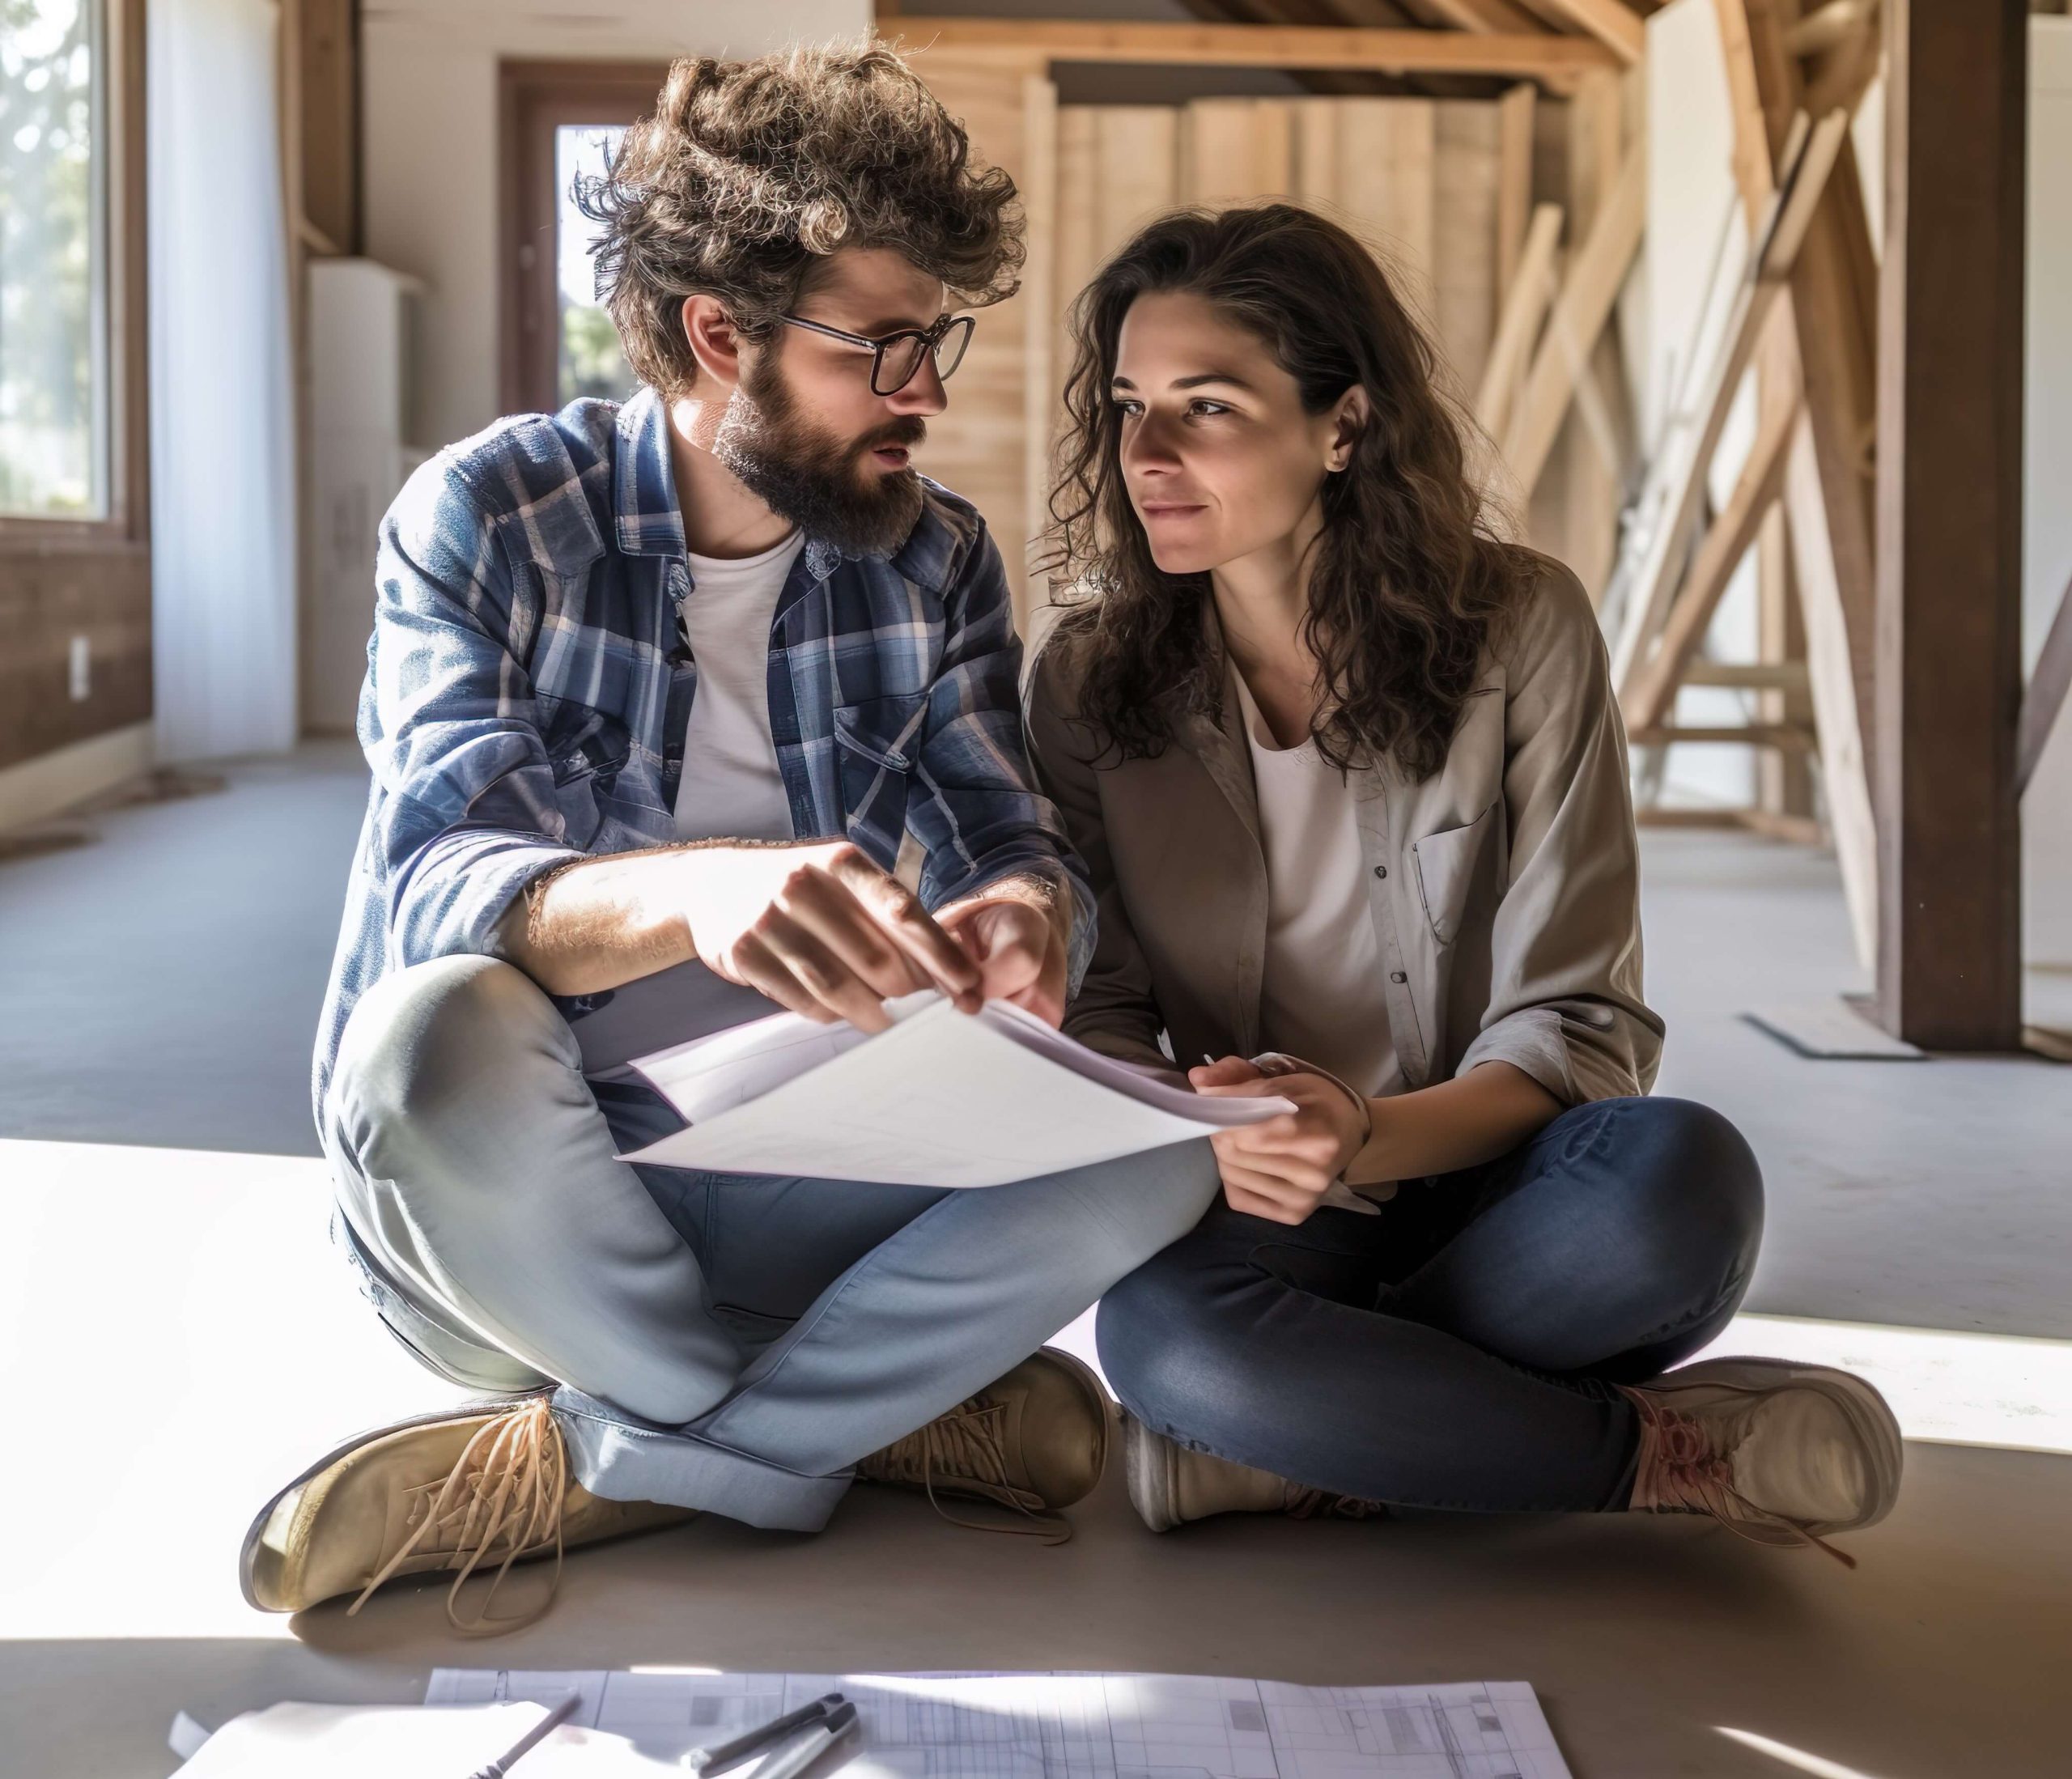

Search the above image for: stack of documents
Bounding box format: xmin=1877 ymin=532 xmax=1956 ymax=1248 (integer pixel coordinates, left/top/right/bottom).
xmin=618 ymin=991 xmax=1295 ymax=1187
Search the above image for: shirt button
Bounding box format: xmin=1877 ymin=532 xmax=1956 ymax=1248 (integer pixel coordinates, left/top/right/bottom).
xmin=1372 ymin=864 xmax=1387 ymax=879
xmin=1390 ymin=970 xmax=1408 ymax=984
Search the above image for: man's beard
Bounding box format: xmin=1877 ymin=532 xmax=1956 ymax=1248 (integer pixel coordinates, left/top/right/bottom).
xmin=713 ymin=357 xmax=927 ymax=558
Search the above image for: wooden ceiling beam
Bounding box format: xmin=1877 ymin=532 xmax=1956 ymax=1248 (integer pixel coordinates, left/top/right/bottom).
xmin=1396 ymin=0 xmax=1552 ymax=33
xmin=1171 ymin=0 xmax=1425 ymax=95
xmin=1524 ymin=0 xmax=1647 ymax=63
xmin=893 ymin=18 xmax=1622 ymax=80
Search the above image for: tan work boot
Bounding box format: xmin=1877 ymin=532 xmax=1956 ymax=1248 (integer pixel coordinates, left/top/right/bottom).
xmin=1620 ymin=1356 xmax=1904 ymax=1565
xmin=855 ymin=1348 xmax=1110 ymax=1541
xmin=1121 ymin=1412 xmax=1385 ymax=1532
xmin=240 ymin=1393 xmax=693 ymax=1631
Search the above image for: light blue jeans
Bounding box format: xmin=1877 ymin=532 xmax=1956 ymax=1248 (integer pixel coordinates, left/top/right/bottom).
xmin=322 ymin=954 xmax=1219 ymax=1531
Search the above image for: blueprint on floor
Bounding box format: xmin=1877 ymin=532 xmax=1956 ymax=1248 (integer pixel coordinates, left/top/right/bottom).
xmin=425 ymin=1667 xmax=1572 ymax=1779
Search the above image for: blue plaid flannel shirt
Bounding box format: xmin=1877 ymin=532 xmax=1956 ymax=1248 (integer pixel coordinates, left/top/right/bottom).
xmin=314 ymin=386 xmax=1094 ymax=1121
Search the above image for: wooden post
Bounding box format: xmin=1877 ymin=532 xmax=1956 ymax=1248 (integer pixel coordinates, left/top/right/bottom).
xmin=1874 ymin=0 xmax=2027 ymax=1049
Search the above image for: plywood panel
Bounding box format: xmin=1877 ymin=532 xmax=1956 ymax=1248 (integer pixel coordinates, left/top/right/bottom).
xmin=1093 ymin=107 xmax=1181 ymax=261
xmin=1495 ymin=81 xmax=1536 ymax=300
xmin=906 ymin=49 xmax=1047 ymax=599
xmin=1055 ymin=106 xmax=1102 ymax=332
xmin=1180 ymin=99 xmax=1293 ymax=209
xmin=1295 ymin=99 xmax=1438 ymax=340
xmin=1433 ymin=101 xmax=1504 ymax=400
xmin=1021 ymin=73 xmax=1057 ymax=620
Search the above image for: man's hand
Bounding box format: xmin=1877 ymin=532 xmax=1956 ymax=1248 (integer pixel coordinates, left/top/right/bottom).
xmin=680 ymin=840 xmax=982 ymax=1031
xmin=939 ymin=877 xmax=1072 ymax=1028
xmin=1191 ymin=1055 xmax=1371 ymax=1225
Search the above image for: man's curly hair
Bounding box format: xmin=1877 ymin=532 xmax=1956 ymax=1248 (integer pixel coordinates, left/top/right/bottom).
xmin=577 ymin=38 xmax=1024 ymax=397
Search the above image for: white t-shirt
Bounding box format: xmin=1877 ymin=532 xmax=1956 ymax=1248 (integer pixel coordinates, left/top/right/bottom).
xmin=1230 ymin=664 xmax=1402 ymax=1099
xmin=672 ymin=529 xmax=805 ymax=843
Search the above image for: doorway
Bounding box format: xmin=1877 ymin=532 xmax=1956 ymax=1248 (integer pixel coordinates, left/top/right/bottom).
xmin=498 ymin=59 xmax=669 ymax=416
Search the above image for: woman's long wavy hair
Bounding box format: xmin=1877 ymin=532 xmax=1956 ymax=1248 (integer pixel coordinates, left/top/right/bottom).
xmin=1042 ymin=204 xmax=1538 ymax=781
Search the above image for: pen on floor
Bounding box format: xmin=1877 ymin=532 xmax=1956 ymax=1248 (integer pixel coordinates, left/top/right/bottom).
xmin=468 ymin=1691 xmax=580 ymax=1779
xmin=745 ymin=1701 xmax=860 ymax=1779
xmin=688 ymin=1694 xmax=847 ymax=1775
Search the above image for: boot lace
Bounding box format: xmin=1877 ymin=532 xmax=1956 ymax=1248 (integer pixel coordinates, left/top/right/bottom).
xmin=348 ymin=1396 xmax=568 ymax=1633
xmin=857 ymin=1398 xmax=1071 ymax=1544
xmin=1622 ymin=1387 xmax=1855 ymax=1569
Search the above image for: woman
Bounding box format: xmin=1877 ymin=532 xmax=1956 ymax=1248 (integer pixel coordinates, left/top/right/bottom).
xmin=1025 ymin=205 xmax=1900 ymax=1559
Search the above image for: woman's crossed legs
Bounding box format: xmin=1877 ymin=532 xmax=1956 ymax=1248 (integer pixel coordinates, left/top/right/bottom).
xmin=1097 ymin=1096 xmax=1764 ymax=1514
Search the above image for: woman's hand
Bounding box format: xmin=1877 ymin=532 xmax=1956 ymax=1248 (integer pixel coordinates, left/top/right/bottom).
xmin=1190 ymin=1055 xmax=1371 ymax=1225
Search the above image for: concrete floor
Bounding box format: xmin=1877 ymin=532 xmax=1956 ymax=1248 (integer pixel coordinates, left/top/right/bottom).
xmin=2 ymin=748 xmax=2069 ymax=1777
xmin=4 ymin=745 xmax=2068 ymax=1334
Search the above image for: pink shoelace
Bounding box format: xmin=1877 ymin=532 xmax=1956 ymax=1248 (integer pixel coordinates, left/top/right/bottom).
xmin=1622 ymin=1388 xmax=1856 ymax=1568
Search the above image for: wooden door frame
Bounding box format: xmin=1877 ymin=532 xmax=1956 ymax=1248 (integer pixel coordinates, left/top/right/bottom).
xmin=498 ymin=59 xmax=672 ymax=416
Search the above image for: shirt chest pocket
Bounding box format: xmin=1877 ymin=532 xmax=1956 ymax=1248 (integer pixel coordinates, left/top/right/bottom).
xmin=538 ymin=697 xmax=633 ymax=849
xmin=1405 ymin=687 xmax=1505 ymax=945
xmin=1410 ymin=800 xmax=1501 ymax=946
xmin=833 ymin=691 xmax=929 ymax=842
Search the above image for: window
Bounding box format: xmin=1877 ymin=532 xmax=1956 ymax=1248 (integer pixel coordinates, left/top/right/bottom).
xmin=554 ymin=124 xmax=635 ymax=405
xmin=0 ymin=0 xmax=106 ymax=518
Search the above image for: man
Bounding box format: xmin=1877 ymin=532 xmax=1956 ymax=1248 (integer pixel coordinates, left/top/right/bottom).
xmin=244 ymin=40 xmax=1219 ymax=1630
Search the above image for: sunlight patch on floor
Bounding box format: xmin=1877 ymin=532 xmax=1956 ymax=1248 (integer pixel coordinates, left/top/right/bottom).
xmin=4 ymin=1134 xmax=2069 ymax=1645
xmin=1717 ymin=1724 xmax=1892 ymax=1778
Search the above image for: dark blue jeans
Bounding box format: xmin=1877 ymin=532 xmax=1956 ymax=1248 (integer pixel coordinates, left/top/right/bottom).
xmin=1097 ymin=1096 xmax=1764 ymax=1513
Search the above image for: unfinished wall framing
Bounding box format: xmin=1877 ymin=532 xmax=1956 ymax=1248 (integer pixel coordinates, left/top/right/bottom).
xmin=906 ymin=41 xmax=1637 ymax=635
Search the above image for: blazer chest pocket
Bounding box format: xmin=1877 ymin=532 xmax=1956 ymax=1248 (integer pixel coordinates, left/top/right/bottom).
xmin=1412 ymin=800 xmax=1498 ymax=946
xmin=834 ymin=692 xmax=929 ymax=838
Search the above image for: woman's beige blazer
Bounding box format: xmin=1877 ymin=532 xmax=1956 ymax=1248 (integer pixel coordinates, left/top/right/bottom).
xmin=1023 ymin=561 xmax=1664 ymax=1110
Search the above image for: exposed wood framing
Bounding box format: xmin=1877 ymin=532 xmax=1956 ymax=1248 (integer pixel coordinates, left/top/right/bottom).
xmin=1637 ymin=805 xmax=1827 ymax=843
xmin=1788 ymin=0 xmax=1879 ymax=55
xmin=1475 ymin=202 xmax=1564 ymax=438
xmin=1873 ymin=0 xmax=2027 ymax=1050
xmin=1021 ymin=73 xmax=1058 ymax=608
xmin=1528 ymin=0 xmax=1647 ymax=63
xmin=894 ymin=18 xmax=1623 ymax=81
xmin=2019 ymin=570 xmax=2072 ymax=797
xmin=1497 ymin=142 xmax=1642 ymax=493
xmin=1630 ymin=724 xmax=1817 ymax=751
xmin=1788 ymin=410 xmax=1881 ymax=965
xmin=1743 ymin=0 xmax=1881 ymax=770
xmin=1494 ymin=83 xmax=1538 ymax=296
xmin=1607 ymin=110 xmax=1849 ymax=692
xmin=1553 ymin=67 xmax=1634 ymax=602
xmin=1756 ymin=503 xmax=1816 ymax=817
xmin=1404 ymin=0 xmax=1551 ymax=31
xmin=1713 ymin=0 xmax=1880 ymax=962
xmin=1622 ymin=389 xmax=1800 ymax=731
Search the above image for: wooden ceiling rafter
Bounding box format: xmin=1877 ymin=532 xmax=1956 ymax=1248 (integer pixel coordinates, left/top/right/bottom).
xmin=1173 ymin=0 xmax=1429 ymax=97
xmin=890 ymin=18 xmax=1624 ymax=85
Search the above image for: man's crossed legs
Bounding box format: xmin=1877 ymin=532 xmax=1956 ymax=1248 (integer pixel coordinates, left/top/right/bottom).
xmin=246 ymin=954 xmax=1219 ymax=1620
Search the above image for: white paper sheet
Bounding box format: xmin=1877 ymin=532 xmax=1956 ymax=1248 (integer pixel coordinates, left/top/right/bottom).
xmin=174 ymin=1700 xmax=567 ymax=1777
xmin=426 ymin=1668 xmax=1573 ymax=1779
xmin=622 ymin=994 xmax=1294 ymax=1187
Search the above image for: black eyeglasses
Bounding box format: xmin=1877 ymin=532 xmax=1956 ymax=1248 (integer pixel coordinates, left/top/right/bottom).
xmin=778 ymin=312 xmax=976 ymax=397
